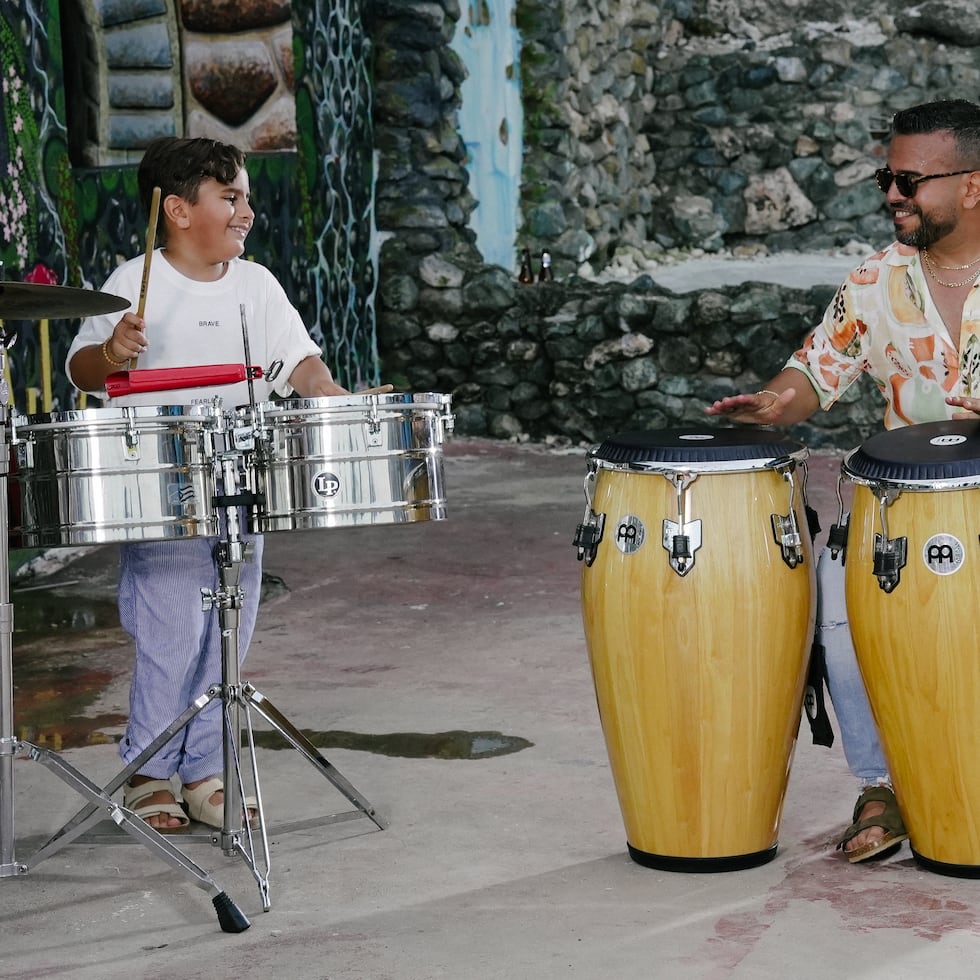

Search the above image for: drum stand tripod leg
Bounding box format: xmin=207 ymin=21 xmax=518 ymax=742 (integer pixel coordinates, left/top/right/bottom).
xmin=206 ymin=540 xmax=273 ymax=911
xmin=15 ymin=696 xmax=252 ymax=933
xmin=23 ymin=694 xmax=215 ymax=863
xmin=244 ymin=685 xmax=387 ymax=831
xmin=205 ymin=536 xmax=386 ymax=910
xmin=23 ymin=741 xmax=250 ymax=932
xmin=197 ymin=449 xmax=385 ymax=910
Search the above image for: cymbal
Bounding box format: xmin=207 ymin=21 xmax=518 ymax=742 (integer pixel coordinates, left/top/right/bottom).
xmin=0 ymin=281 xmax=130 ymax=320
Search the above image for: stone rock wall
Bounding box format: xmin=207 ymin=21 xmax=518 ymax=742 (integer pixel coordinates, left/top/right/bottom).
xmin=385 ymin=269 xmax=882 ymax=451
xmin=542 ymin=0 xmax=980 ymax=276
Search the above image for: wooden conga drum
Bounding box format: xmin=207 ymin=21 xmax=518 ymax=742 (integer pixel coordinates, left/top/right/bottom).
xmin=843 ymin=419 xmax=980 ymax=877
xmin=576 ymin=428 xmax=815 ymax=871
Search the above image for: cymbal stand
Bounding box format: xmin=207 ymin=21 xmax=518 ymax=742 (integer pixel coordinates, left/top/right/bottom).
xmin=0 ymin=336 xmax=17 ymax=880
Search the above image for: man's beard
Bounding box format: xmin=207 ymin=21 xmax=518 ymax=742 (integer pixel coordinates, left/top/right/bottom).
xmin=894 ymin=206 xmax=958 ymax=249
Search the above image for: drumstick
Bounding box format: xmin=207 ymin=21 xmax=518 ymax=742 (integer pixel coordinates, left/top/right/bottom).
xmin=128 ymin=185 xmax=162 ymax=370
xmin=356 ymin=384 xmax=394 ymax=395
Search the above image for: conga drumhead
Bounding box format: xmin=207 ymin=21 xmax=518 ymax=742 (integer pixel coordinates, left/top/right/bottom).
xmin=591 ymin=426 xmax=808 ymax=472
xmin=844 ymin=419 xmax=980 ymax=873
xmin=581 ymin=426 xmax=815 ymax=870
xmin=843 ymin=418 xmax=980 ymax=487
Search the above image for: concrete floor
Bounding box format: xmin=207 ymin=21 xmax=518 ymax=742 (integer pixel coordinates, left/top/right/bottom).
xmin=2 ymin=437 xmax=980 ymax=980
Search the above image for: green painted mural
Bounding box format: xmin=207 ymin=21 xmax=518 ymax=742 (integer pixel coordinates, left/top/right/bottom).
xmin=0 ymin=0 xmax=378 ymax=413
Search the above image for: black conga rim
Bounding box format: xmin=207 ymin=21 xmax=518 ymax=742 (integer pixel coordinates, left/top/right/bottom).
xmin=911 ymin=846 xmax=980 ymax=879
xmin=627 ymin=841 xmax=778 ymax=873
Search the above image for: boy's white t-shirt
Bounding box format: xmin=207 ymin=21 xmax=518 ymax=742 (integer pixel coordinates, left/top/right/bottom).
xmin=66 ymin=250 xmax=323 ymax=408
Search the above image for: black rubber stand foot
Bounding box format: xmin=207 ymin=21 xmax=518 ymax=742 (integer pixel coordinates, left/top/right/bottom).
xmin=213 ymin=891 xmax=251 ymax=933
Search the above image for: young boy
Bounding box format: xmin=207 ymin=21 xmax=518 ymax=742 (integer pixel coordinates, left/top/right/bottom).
xmin=67 ymin=136 xmax=347 ymax=831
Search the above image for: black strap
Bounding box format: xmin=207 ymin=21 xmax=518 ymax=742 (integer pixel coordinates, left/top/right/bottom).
xmin=803 ymin=639 xmax=835 ymax=747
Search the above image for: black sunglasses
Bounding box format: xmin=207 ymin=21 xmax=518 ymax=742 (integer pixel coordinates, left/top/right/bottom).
xmin=874 ymin=167 xmax=975 ymax=197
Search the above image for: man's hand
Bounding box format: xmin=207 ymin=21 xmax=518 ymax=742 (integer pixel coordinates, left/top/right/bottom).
xmin=706 ymin=387 xmax=798 ymax=425
xmin=946 ymin=395 xmax=980 ymax=419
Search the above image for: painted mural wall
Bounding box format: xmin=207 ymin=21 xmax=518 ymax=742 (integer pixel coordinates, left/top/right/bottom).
xmin=0 ymin=0 xmax=378 ymax=414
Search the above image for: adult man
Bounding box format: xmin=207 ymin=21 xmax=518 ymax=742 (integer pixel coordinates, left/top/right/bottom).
xmin=707 ymin=99 xmax=980 ymax=862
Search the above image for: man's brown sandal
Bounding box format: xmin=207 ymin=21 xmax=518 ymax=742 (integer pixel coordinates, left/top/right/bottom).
xmin=837 ymin=785 xmax=908 ymax=863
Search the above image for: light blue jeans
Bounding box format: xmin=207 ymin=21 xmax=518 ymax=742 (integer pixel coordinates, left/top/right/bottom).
xmin=816 ymin=545 xmax=890 ymax=786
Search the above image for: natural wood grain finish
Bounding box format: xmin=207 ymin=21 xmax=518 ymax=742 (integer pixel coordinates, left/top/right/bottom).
xmin=846 ymin=483 xmax=980 ymax=867
xmin=582 ymin=466 xmax=816 ymax=859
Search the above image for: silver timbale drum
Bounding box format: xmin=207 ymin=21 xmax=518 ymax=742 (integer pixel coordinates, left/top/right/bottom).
xmin=240 ymin=392 xmax=454 ymax=531
xmin=11 ymin=404 xmax=222 ymax=546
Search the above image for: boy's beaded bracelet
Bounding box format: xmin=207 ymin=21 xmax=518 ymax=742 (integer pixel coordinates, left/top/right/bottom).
xmin=102 ymin=337 xmax=127 ymax=367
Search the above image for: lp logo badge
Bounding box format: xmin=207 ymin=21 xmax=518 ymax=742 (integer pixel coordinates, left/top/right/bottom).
xmin=312 ymin=471 xmax=341 ymax=498
xmin=922 ymin=533 xmax=964 ymax=576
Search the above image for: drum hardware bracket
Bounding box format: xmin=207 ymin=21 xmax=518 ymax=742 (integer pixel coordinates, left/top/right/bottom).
xmin=574 ymin=467 xmax=605 ymax=566
xmin=871 ymin=487 xmax=906 ymax=592
xmin=827 ymin=516 xmax=850 ymax=562
xmin=771 ymin=512 xmax=803 ymax=568
xmin=13 ymin=439 xmax=31 ymax=470
xmin=770 ymin=467 xmax=805 ymax=568
xmin=662 ymin=517 xmax=702 ymax=576
xmin=873 ymin=533 xmax=907 ymax=592
xmin=231 ymin=423 xmax=255 ymax=452
xmin=366 ymin=404 xmax=384 ymax=446
xmin=574 ymin=513 xmax=605 ymax=566
xmin=828 ymin=472 xmax=851 ymax=561
xmin=123 ymin=410 xmax=141 ymax=460
xmin=663 ymin=472 xmax=701 ymax=576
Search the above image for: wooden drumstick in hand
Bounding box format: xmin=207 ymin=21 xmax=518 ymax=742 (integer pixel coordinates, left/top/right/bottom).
xmin=128 ymin=185 xmax=162 ymax=371
xmin=356 ymin=384 xmax=395 ymax=395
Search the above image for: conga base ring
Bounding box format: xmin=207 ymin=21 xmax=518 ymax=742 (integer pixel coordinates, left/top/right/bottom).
xmin=911 ymin=847 xmax=980 ymax=879
xmin=627 ymin=841 xmax=777 ymax=873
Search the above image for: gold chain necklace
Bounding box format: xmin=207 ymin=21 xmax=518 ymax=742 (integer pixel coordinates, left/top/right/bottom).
xmin=922 ymin=248 xmax=980 ymax=270
xmin=922 ymin=250 xmax=980 ymax=288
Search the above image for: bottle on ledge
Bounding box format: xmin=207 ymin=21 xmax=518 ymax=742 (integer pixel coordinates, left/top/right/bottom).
xmin=538 ymin=250 xmax=554 ymax=282
xmin=518 ymin=247 xmax=534 ymax=284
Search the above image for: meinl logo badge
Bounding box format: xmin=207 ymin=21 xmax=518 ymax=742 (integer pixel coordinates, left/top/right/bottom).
xmin=922 ymin=533 xmax=965 ymax=576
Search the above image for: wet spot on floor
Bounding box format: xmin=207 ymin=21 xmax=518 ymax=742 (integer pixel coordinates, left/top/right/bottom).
xmin=12 ymin=587 xmax=128 ymax=750
xmin=14 ymin=589 xmax=119 ymax=637
xmin=252 ymin=728 xmax=533 ymax=759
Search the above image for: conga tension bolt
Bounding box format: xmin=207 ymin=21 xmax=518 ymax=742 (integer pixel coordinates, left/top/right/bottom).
xmin=770 ymin=468 xmax=805 ymax=569
xmin=872 ymin=489 xmax=906 ymax=593
xmin=574 ymin=466 xmax=605 ymax=566
xmin=828 ymin=472 xmax=850 ymax=561
xmin=662 ymin=472 xmax=701 ymax=577
xmin=827 ymin=517 xmax=850 ymax=561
